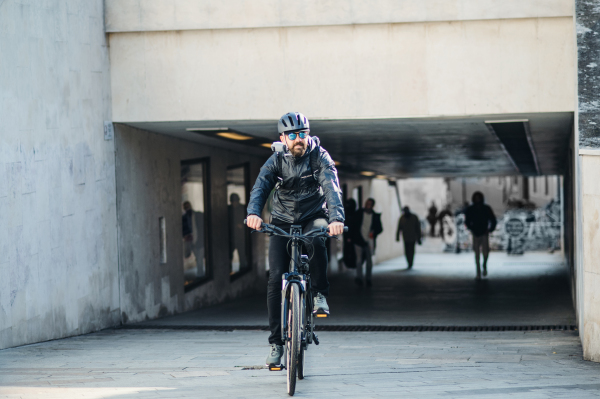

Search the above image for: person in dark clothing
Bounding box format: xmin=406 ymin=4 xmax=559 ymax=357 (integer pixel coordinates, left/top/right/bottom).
xmin=245 ymin=112 xmax=345 ymax=367
xmin=353 ymin=198 xmax=383 ymax=286
xmin=182 ymin=201 xmax=206 ymax=276
xmin=342 ymin=198 xmax=358 ymax=270
xmin=426 ymin=201 xmax=438 ymax=237
xmin=228 ymin=193 xmax=247 ymax=271
xmin=396 ymin=206 xmax=422 ymax=269
xmin=464 ymin=191 xmax=497 ymax=280
xmin=437 ymin=205 xmax=453 ymax=240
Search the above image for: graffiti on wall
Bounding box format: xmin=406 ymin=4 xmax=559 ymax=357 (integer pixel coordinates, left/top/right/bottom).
xmin=442 ymin=199 xmax=561 ymax=253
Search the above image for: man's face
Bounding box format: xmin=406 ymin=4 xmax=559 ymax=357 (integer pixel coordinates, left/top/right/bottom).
xmin=364 ymin=200 xmax=374 ymax=212
xmin=281 ymin=131 xmax=309 ymax=158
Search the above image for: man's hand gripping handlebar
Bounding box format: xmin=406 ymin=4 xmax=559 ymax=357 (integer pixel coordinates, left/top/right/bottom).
xmin=244 ymin=215 xmax=347 ymax=237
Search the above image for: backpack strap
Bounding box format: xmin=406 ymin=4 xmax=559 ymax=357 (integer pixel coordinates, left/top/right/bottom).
xmin=277 ymin=151 xmax=283 ymax=177
xmin=310 ymin=136 xmax=321 ymax=182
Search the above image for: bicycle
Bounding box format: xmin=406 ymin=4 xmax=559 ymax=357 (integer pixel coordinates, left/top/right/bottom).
xmin=245 ymin=220 xmax=347 ymax=396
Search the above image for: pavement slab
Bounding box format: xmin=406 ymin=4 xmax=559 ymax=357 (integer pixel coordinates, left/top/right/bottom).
xmin=1 ymin=329 xmax=600 ymax=398
xmin=0 ymin=252 xmax=587 ymax=397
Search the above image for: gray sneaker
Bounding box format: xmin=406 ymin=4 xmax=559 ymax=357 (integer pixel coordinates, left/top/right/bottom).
xmin=313 ymin=292 xmax=330 ymax=315
xmin=266 ymin=344 xmax=283 ymax=366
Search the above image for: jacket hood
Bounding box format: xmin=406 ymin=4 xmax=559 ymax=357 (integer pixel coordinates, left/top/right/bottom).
xmin=305 ymin=136 xmax=320 ymax=156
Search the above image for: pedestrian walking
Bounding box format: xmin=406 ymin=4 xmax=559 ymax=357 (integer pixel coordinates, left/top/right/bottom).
xmin=427 ymin=201 xmax=438 ymax=237
xmin=437 ymin=205 xmax=453 ymax=240
xmin=354 ymin=198 xmax=383 ymax=286
xmin=396 ymin=206 xmax=422 ymax=269
xmin=464 ymin=191 xmax=497 ymax=281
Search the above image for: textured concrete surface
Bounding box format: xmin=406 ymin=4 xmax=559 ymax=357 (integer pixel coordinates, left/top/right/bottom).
xmin=576 ymin=0 xmax=600 ymax=149
xmin=576 ymin=0 xmax=600 ymax=363
xmin=581 ymin=154 xmax=600 ymax=361
xmin=108 ymin=17 xmax=575 ymax=123
xmin=105 ymin=0 xmax=573 ymax=32
xmin=1 ymin=328 xmax=599 ymax=398
xmin=138 ymin=252 xmax=575 ymax=328
xmin=0 ymin=0 xmax=119 ymax=349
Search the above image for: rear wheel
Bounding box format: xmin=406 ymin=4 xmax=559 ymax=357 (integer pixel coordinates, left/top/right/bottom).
xmin=286 ymin=285 xmax=300 ymax=396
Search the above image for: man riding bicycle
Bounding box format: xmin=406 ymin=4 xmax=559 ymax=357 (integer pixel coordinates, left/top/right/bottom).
xmin=246 ymin=112 xmax=345 ymax=367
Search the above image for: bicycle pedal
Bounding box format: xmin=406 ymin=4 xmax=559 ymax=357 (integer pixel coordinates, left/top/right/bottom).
xmin=268 ymin=364 xmax=285 ymax=371
xmin=313 ymin=310 xmax=329 ymax=318
xmin=313 ymin=333 xmax=320 ymax=345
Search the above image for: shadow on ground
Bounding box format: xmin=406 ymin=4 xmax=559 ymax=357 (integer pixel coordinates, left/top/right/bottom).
xmin=138 ymin=251 xmax=574 ymax=327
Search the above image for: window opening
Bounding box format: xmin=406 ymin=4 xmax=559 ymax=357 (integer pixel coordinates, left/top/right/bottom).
xmin=181 ymin=159 xmax=211 ymax=291
xmin=228 ymin=164 xmax=251 ymax=278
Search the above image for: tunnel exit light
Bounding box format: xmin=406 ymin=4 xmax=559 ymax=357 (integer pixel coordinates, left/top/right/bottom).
xmin=216 ymin=132 xmax=253 ymax=141
xmin=186 ymin=127 xmax=229 ymax=131
xmin=484 ymin=119 xmax=529 ymax=124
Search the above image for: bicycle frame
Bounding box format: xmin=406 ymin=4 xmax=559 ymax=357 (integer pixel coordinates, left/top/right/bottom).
xmin=280 ymin=225 xmax=312 ymax=345
xmin=245 ymin=219 xmax=346 ymax=395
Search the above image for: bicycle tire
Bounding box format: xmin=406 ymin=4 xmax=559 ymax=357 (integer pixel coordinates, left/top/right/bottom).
xmin=286 ymin=285 xmax=300 ymax=396
xmin=297 ymin=344 xmax=305 ymax=379
xmin=298 ymin=292 xmax=307 ymax=380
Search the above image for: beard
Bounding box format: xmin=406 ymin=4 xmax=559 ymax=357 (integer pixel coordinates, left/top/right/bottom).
xmin=290 ymin=142 xmax=307 ymax=158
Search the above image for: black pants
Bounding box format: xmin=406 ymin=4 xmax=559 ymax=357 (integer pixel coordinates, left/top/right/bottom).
xmin=404 ymin=241 xmax=416 ymax=267
xmin=267 ymin=218 xmax=329 ymax=345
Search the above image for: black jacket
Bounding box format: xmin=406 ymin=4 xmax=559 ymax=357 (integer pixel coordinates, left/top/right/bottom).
xmin=396 ymin=212 xmax=421 ymax=243
xmin=464 ymin=204 xmax=497 ymax=237
xmin=247 ymin=137 xmax=345 ymax=225
xmin=353 ymin=209 xmax=383 ymax=248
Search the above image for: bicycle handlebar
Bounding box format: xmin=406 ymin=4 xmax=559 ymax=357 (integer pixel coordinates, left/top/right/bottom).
xmin=243 ymin=219 xmax=348 ymax=237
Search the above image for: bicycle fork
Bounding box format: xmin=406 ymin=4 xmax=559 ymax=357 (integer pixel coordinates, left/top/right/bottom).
xmin=280 ymin=274 xmax=306 ymax=344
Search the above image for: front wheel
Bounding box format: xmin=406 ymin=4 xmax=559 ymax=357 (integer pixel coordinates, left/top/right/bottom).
xmin=286 ymin=285 xmax=300 ymax=396
xmin=297 ymin=344 xmax=305 ymax=379
xmin=298 ymin=291 xmax=308 ymax=380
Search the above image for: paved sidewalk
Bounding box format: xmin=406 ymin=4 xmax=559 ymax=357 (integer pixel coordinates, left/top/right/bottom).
xmin=142 ymin=252 xmax=574 ymax=327
xmin=1 ymin=252 xmax=582 ymax=398
xmin=2 ymin=328 xmax=600 ymax=398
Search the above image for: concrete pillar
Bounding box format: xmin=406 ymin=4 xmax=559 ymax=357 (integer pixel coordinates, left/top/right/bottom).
xmin=576 ymin=0 xmax=600 ymax=362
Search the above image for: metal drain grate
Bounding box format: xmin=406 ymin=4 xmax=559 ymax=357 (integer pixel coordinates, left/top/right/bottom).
xmin=118 ymin=325 xmax=577 ymax=332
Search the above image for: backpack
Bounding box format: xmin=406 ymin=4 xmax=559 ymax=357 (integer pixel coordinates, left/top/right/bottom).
xmin=273 ymin=136 xmax=321 ymax=184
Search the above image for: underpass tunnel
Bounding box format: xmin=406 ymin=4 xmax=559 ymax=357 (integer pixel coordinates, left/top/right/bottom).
xmin=103 ymin=0 xmax=584 ymax=335
xmin=114 ymin=110 xmax=576 ymax=330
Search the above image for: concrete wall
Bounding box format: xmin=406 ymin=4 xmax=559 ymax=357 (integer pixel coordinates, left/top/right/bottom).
xmin=0 ymin=0 xmax=118 ymax=349
xmin=108 ymin=17 xmax=575 ymax=123
xmin=575 ymin=0 xmax=600 ymax=361
xmin=114 ymin=124 xmax=268 ymax=322
xmin=580 ymin=154 xmax=600 ymax=360
xmin=105 ymin=0 xmax=573 ymax=32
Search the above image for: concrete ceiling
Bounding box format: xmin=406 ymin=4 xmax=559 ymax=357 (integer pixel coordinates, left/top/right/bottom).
xmin=123 ymin=112 xmax=572 ymax=178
